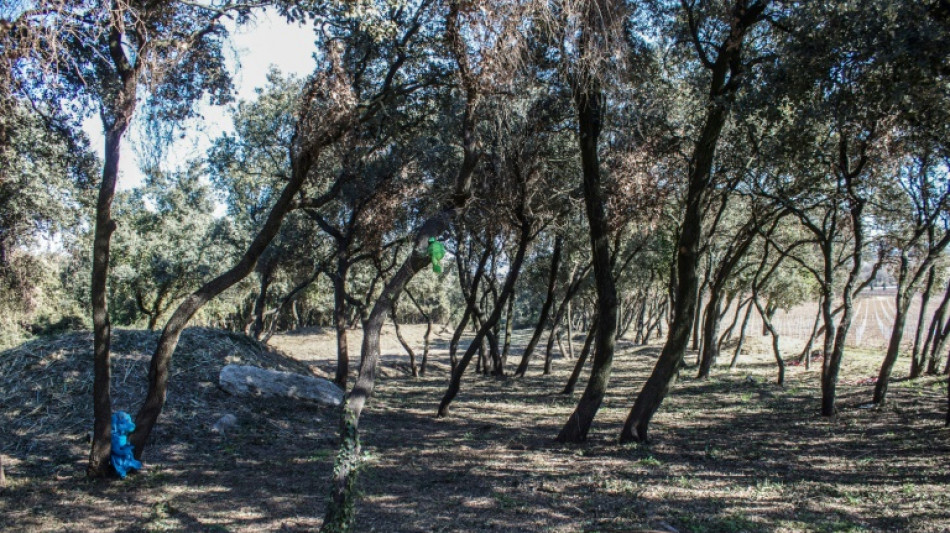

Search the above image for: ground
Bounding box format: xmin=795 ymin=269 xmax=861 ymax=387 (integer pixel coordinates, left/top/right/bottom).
xmin=1 ymin=324 xmax=948 ymax=532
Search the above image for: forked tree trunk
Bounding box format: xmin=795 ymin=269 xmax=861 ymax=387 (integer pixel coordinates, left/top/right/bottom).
xmin=449 ymin=247 xmax=490 ymax=370
xmin=391 ymin=300 xmax=417 ymax=376
xmin=753 ymin=296 xmax=784 ymax=386
xmin=923 ymin=278 xmax=950 ymax=375
xmin=89 ymin=121 xmax=130 ymax=477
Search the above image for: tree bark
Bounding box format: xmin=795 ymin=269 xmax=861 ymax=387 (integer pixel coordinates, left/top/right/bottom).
xmin=619 ymin=0 xmax=767 ymax=442
xmin=130 ymin=133 xmax=339 ymax=456
xmin=910 ymin=266 xmax=936 ymax=377
xmin=391 ymin=299 xmax=417 ymax=376
xmin=556 ymin=81 xmax=618 ymax=443
xmin=514 ymin=236 xmax=563 ymax=377
xmin=438 ymin=222 xmax=532 ymax=416
xmin=333 ymin=255 xmax=351 ymax=387
xmin=563 ymin=317 xmax=598 ymax=395
xmin=321 ymin=11 xmax=479 ymax=524
xmin=729 ymin=300 xmax=754 ymax=369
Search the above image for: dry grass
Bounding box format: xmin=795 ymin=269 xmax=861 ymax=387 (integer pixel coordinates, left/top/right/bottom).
xmin=1 ymin=324 xmax=948 ymax=532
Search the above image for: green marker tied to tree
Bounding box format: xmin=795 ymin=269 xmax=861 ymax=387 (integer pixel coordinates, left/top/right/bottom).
xmin=427 ymin=237 xmax=445 ymax=273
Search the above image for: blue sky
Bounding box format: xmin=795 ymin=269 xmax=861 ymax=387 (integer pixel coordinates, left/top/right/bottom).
xmin=82 ymin=9 xmax=318 ymax=191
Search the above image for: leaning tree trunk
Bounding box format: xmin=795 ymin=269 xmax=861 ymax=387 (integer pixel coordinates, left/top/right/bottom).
xmin=556 ymin=82 xmax=618 ymax=443
xmin=618 ymin=0 xmax=767 ymax=441
xmin=563 ymin=317 xmax=598 ymax=395
xmin=514 ymin=236 xmax=563 ymax=377
xmin=321 ymin=14 xmax=480 ymax=523
xmin=439 ymin=221 xmax=532 ymax=416
xmin=129 ymin=131 xmax=338 ymax=456
xmin=910 ymin=266 xmax=936 ymax=377
xmin=391 ymin=299 xmax=417 ymax=376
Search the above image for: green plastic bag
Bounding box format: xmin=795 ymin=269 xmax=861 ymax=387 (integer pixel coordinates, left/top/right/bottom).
xmin=427 ymin=237 xmax=445 ymax=273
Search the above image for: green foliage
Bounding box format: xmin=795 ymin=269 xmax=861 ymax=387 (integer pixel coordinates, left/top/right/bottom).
xmin=110 ymin=168 xmax=232 ymax=328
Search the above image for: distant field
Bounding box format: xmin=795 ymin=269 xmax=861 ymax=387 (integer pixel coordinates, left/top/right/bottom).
xmin=734 ymin=289 xmax=936 ymax=351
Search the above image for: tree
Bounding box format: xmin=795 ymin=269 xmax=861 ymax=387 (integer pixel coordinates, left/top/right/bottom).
xmin=621 ymin=0 xmax=772 ymax=443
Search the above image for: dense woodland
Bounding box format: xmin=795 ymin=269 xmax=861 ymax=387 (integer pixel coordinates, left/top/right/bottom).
xmin=2 ymin=0 xmax=950 ymax=531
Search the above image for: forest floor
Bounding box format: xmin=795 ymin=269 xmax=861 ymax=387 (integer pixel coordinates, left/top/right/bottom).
xmin=1 ymin=325 xmax=948 ymax=532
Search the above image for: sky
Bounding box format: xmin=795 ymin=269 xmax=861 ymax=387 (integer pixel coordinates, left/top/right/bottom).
xmin=81 ymin=9 xmax=318 ymax=191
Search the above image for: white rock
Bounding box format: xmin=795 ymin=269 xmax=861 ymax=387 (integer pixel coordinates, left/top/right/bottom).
xmin=218 ymin=365 xmax=343 ymax=407
xmin=211 ymin=414 xmax=238 ymax=435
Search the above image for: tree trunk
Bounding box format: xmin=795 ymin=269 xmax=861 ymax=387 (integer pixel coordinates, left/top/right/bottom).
xmin=729 ymin=300 xmax=754 ymax=370
xmin=501 ymin=292 xmax=514 ymax=368
xmin=910 ymin=266 xmax=936 ymax=377
xmin=620 ymin=96 xmax=732 ymax=442
xmin=618 ymin=0 xmax=768 ymax=440
xmin=251 ymin=266 xmax=273 ymax=340
xmin=392 ymin=300 xmax=417 ymax=376
xmin=566 ymin=298 xmax=575 ymax=358
xmin=514 ymin=236 xmax=563 ymax=377
xmin=873 ymin=286 xmax=913 ymax=403
xmin=923 ymin=278 xmax=950 ymax=375
xmin=333 ymin=256 xmax=351 ymax=387
xmin=797 ymin=303 xmax=822 ymax=370
xmin=438 ymin=222 xmax=531 ymax=416
xmin=130 ymin=138 xmax=333 ymax=456
xmin=321 ymin=19 xmax=480 ymax=522
xmin=405 ymin=289 xmax=431 ymax=376
xmin=754 ymin=296 xmax=784 ymax=386
xmin=697 ymin=290 xmax=724 ymax=378
xmin=874 ymin=248 xmax=940 ymax=402
xmin=88 ymin=121 xmax=128 ymax=477
xmin=556 ymin=82 xmax=618 ymax=443
xmin=543 ymin=323 xmax=559 ymax=375
xmin=562 ymin=317 xmax=598 ymax=395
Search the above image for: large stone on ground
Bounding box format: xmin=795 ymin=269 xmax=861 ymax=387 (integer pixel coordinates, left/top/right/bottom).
xmin=218 ymin=365 xmax=343 ymax=407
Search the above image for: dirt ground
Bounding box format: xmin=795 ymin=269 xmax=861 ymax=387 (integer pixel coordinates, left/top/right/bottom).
xmin=2 ymin=325 xmax=948 ymax=532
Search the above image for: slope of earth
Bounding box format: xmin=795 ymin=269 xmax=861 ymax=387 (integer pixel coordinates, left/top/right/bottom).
xmin=1 ymin=325 xmax=948 ymax=532
xmin=0 ymin=328 xmax=338 ymax=532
